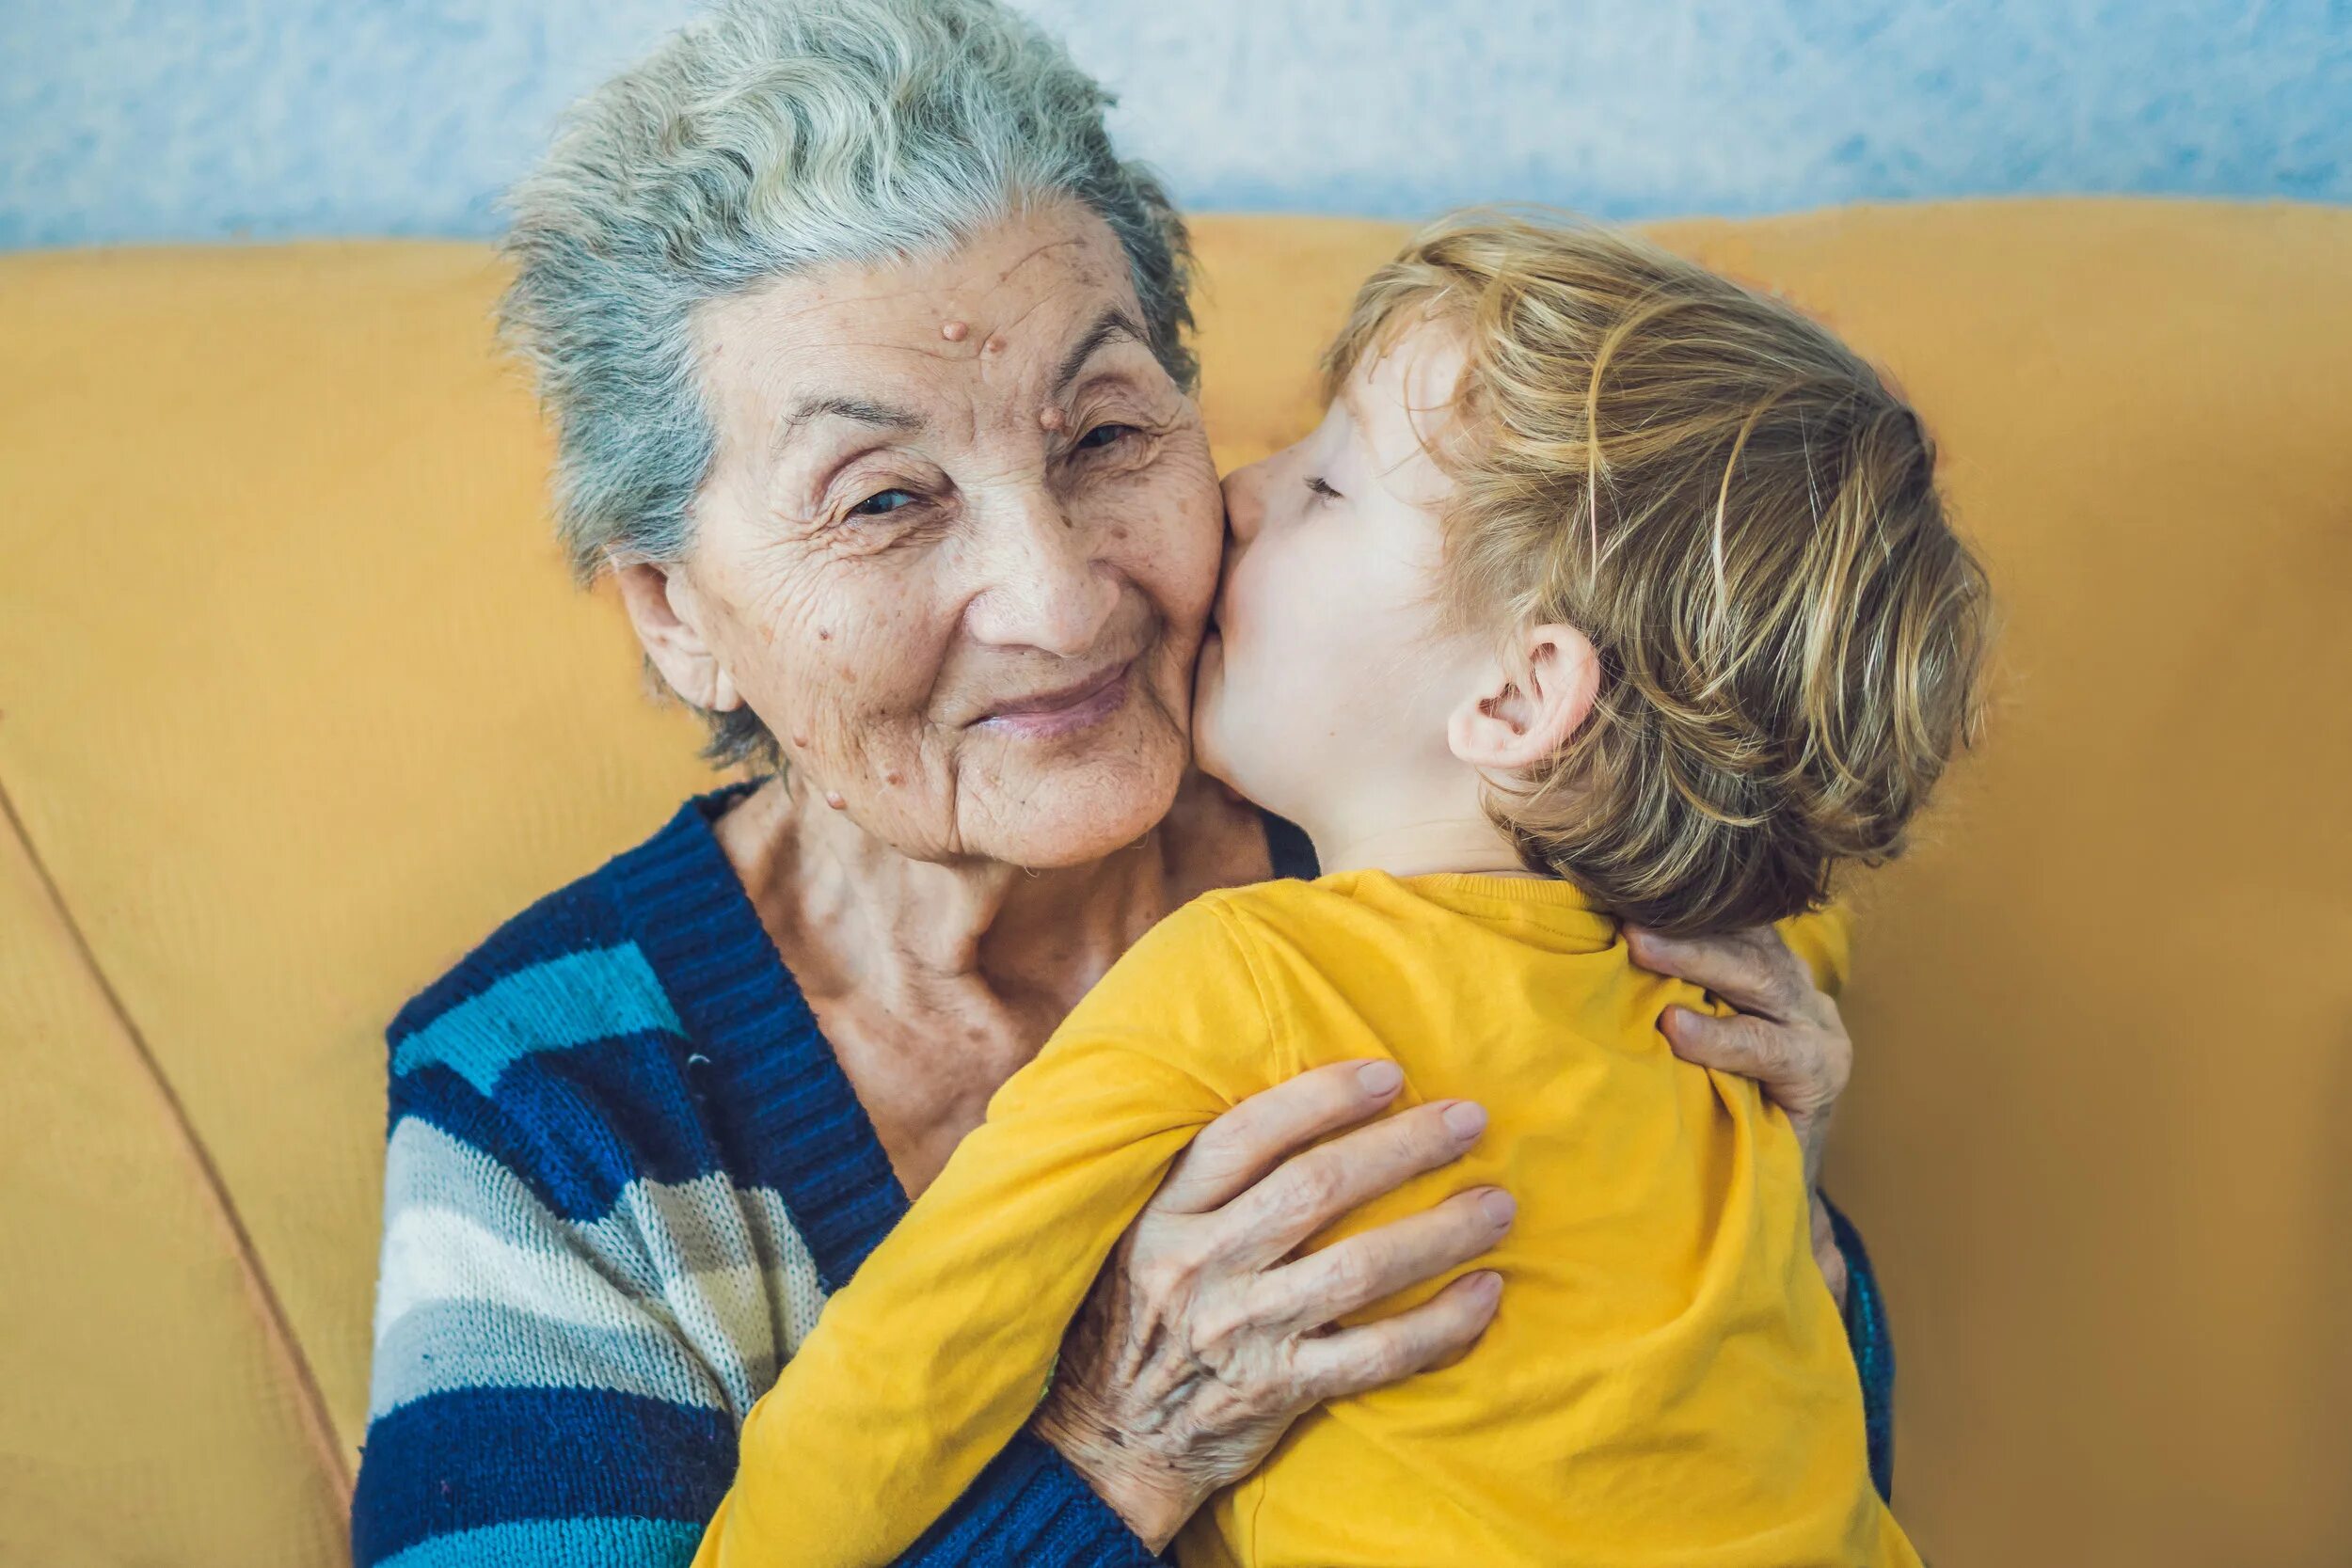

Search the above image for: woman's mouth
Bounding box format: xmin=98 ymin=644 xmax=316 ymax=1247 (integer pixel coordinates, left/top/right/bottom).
xmin=974 ymin=660 xmax=1133 ymax=740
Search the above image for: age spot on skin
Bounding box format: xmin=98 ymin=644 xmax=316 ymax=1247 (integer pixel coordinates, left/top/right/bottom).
xmin=1038 ymin=405 xmax=1067 ymax=432
xmin=817 ymin=627 xmax=832 ymax=641
xmin=824 ymin=791 xmax=848 ymax=811
xmin=885 ymin=770 xmax=903 ymax=787
xmin=941 ymin=320 xmax=969 ymax=342
xmin=790 ymin=733 xmax=809 ymax=749
xmin=983 ymin=333 xmax=1007 ymax=355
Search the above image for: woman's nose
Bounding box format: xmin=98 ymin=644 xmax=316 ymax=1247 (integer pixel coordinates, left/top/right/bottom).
xmin=962 ymin=491 xmax=1120 ymax=657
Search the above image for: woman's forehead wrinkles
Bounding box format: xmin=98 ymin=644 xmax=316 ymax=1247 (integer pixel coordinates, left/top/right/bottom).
xmin=985 ymin=233 xmax=1093 ymax=290
xmin=793 ymin=280 xmax=1109 ymax=377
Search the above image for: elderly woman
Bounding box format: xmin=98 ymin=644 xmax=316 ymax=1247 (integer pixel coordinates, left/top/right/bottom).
xmin=352 ymin=1 xmax=1889 ymax=1563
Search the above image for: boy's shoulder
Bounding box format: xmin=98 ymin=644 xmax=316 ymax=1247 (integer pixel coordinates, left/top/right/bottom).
xmin=1138 ymin=876 xmax=1430 ymax=1007
xmin=1154 ymin=876 xmax=1372 ymax=959
xmin=1057 ymin=886 xmax=1304 ymax=1054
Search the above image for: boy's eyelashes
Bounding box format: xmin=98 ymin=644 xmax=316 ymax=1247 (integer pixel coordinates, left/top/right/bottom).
xmin=1305 ymin=474 xmax=1343 ymax=503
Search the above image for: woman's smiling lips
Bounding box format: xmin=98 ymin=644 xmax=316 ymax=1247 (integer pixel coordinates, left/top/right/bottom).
xmin=973 ymin=660 xmax=1134 ymax=739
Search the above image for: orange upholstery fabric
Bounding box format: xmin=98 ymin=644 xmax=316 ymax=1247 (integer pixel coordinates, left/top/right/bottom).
xmin=1 ymin=201 xmax=2346 ymax=1565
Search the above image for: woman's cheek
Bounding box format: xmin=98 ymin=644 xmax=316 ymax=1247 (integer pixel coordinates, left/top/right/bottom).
xmin=1114 ymin=441 xmax=1223 ymax=629
xmin=728 ymin=566 xmax=926 ymax=771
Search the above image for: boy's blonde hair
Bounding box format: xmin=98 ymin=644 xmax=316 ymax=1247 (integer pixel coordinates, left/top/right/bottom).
xmin=1325 ymin=211 xmax=1992 ymax=935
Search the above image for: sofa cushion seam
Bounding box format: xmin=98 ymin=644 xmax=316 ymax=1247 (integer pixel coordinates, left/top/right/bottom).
xmin=0 ymin=768 xmax=356 ymax=1504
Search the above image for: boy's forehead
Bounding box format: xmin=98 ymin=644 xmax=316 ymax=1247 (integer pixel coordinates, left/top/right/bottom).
xmin=1345 ymin=318 xmax=1469 ymax=473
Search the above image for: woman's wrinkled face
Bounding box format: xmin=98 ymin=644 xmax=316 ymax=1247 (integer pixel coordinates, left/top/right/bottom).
xmin=640 ymin=203 xmax=1222 ymax=867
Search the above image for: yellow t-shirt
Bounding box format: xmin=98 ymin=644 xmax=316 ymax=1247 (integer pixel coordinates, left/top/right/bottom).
xmin=699 ymin=871 xmax=1918 ymax=1568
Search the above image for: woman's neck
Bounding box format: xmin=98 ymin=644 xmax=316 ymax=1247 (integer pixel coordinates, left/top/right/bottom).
xmin=716 ymin=774 xmax=1179 ymax=1018
xmin=713 ymin=770 xmax=1266 ymax=1195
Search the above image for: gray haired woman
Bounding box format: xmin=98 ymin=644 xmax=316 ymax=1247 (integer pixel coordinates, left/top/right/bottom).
xmin=352 ymin=1 xmax=1886 ymax=1561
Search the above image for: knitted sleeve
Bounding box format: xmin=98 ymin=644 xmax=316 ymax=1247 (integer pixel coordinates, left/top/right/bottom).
xmin=352 ymin=903 xmax=1163 ymax=1567
xmin=351 ymin=1017 xmax=748 ymax=1566
xmin=1823 ymin=1195 xmax=1897 ymax=1501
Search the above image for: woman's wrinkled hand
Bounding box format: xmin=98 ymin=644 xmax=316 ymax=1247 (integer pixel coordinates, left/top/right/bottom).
xmin=1622 ymin=922 xmax=1857 ymax=1309
xmin=1033 ymin=1059 xmax=1511 ymax=1550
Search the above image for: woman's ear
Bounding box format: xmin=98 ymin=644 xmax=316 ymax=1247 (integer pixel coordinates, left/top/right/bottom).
xmin=1446 ymin=623 xmax=1599 ymax=774
xmin=612 ymin=561 xmax=740 ymax=715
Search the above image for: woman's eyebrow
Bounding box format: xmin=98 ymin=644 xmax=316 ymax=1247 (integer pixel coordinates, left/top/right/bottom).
xmin=775 ymin=394 xmax=925 ymax=453
xmin=1051 ymin=305 xmax=1149 ymax=397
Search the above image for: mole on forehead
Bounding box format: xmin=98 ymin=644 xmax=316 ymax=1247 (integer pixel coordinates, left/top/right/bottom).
xmin=934 ymin=320 xmax=1011 ymax=354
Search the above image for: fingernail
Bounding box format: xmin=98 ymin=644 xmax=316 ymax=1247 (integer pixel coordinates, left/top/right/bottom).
xmin=1357 ymin=1060 xmax=1404 ymax=1097
xmin=1478 ymin=1190 xmax=1517 ymax=1227
xmin=1469 ymin=1269 xmax=1503 ymax=1301
xmin=1441 ymin=1101 xmax=1487 ymax=1141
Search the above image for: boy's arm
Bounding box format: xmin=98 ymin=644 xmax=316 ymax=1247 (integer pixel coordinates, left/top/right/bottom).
xmin=695 ymin=898 xmax=1275 ymax=1568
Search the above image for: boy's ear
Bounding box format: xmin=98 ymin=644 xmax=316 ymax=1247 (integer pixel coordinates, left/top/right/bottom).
xmin=612 ymin=561 xmax=741 ymax=715
xmin=1446 ymin=623 xmax=1599 ymax=774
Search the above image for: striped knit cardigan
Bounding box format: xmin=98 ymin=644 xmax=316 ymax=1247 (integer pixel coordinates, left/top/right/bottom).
xmin=352 ymin=788 xmax=1894 ymax=1565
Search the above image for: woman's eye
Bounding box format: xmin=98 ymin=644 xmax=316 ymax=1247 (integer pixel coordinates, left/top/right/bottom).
xmin=1306 ymin=475 xmax=1343 ymax=502
xmin=850 ymin=488 xmax=918 ymax=517
xmin=1074 ymin=422 xmax=1138 ymax=451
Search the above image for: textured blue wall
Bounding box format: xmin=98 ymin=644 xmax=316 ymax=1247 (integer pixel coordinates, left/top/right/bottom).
xmin=3 ymin=0 xmax=2346 ymax=249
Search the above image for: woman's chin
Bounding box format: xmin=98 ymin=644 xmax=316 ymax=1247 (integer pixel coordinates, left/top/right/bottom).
xmin=962 ymin=726 xmax=1189 ymax=868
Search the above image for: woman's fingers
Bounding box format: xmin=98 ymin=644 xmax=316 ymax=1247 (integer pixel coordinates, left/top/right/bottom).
xmin=1660 ymin=1003 xmax=1846 ymax=1112
xmin=1659 ymin=1004 xmax=1843 ymax=1187
xmin=1624 ymin=923 xmax=1813 ymax=1023
xmin=1657 ymin=1005 xmax=1800 ymax=1089
xmin=1218 ymin=1097 xmax=1492 ymax=1270
xmin=1154 ymin=1058 xmax=1407 ymax=1216
xmin=1288 ymin=1270 xmax=1504 ymax=1401
xmin=1251 ymin=1184 xmax=1516 ymax=1337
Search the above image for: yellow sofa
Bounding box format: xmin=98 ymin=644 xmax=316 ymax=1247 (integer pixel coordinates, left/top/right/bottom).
xmin=2 ymin=201 xmax=2347 ymax=1567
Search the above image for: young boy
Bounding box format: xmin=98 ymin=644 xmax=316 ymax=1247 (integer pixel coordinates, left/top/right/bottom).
xmin=698 ymin=213 xmax=1990 ymax=1566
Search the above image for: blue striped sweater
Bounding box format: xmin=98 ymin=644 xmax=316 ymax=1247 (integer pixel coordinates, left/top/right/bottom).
xmin=353 ymin=788 xmax=1894 ymax=1565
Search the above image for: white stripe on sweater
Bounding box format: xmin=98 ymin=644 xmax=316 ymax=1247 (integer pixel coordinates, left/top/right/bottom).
xmin=371 ymin=1119 xmax=830 ymax=1420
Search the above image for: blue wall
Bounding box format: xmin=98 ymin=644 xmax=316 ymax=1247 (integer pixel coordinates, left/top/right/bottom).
xmin=3 ymin=0 xmax=2346 ymax=249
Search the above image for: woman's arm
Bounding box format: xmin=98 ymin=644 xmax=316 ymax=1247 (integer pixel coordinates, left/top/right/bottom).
xmin=353 ymin=1112 xmax=739 ymax=1567
xmin=357 ymin=1065 xmax=1257 ymax=1568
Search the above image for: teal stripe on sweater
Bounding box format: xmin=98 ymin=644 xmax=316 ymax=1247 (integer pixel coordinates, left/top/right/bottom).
xmin=379 ymin=1517 xmax=704 ymax=1568
xmin=391 ymin=944 xmax=681 ymax=1094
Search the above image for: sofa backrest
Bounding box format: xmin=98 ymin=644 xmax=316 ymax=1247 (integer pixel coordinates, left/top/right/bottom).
xmin=3 ymin=201 xmax=2347 ymax=1564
